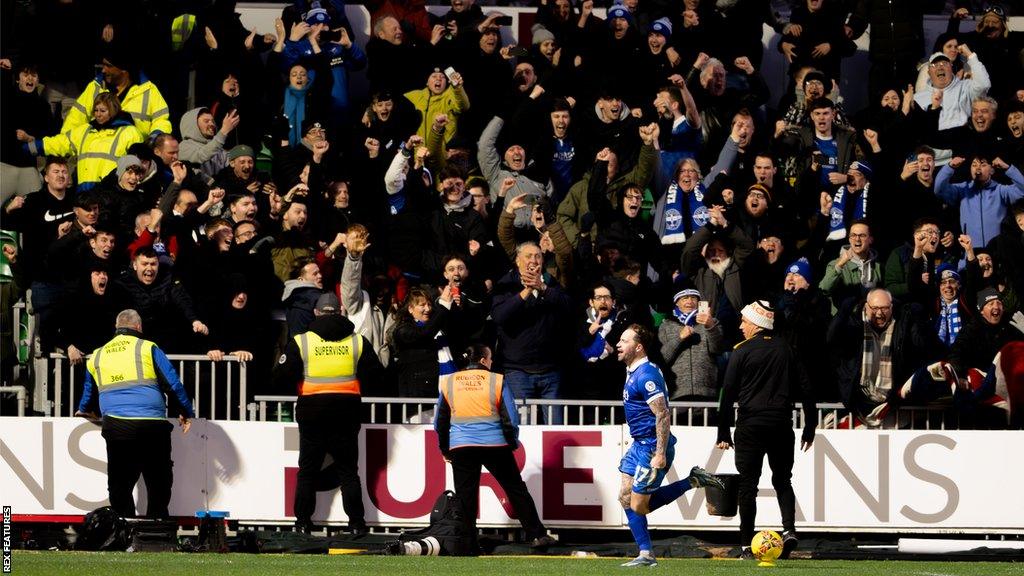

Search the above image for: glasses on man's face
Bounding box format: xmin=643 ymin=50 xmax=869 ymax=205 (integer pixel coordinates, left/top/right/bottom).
xmin=592 ymin=294 xmax=613 ymax=301
xmin=849 ymin=233 xmax=869 ymax=239
xmin=624 ymin=193 xmax=643 ymax=201
xmin=748 ymin=191 xmax=767 ymax=200
xmin=805 ymin=80 xmax=824 ymax=87
xmin=866 ymin=303 xmax=892 ymax=313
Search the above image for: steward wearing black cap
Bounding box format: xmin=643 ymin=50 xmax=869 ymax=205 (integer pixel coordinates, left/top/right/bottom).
xmin=273 ymin=292 xmax=384 ymax=534
xmin=61 ymin=40 xmax=173 ymax=139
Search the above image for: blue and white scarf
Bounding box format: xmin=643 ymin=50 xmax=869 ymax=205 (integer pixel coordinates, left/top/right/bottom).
xmin=937 ymin=299 xmax=962 ymax=347
xmin=661 ymin=183 xmax=709 ymax=245
xmin=672 ymin=308 xmax=698 ymax=326
xmin=827 ymin=184 xmax=869 ymax=241
xmin=580 ymin=308 xmax=616 ymax=362
xmin=418 ymin=321 xmax=456 ymax=375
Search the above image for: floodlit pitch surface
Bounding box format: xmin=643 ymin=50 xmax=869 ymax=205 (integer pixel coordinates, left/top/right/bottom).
xmin=9 ymin=552 xmax=1022 ymax=575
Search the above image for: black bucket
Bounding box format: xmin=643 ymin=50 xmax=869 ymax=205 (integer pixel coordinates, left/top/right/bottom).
xmin=704 ymin=473 xmax=740 ymax=517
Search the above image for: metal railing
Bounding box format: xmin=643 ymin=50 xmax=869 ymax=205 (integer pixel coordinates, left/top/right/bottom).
xmin=0 ymin=386 xmax=28 ymax=416
xmin=10 ymin=300 xmax=31 ymax=365
xmin=37 ymin=353 xmax=248 ymax=421
xmin=250 ymin=396 xmax=965 ymax=430
xmin=20 ymin=351 xmax=967 ymax=429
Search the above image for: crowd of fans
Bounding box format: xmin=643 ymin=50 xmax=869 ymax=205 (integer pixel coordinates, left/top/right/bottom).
xmin=2 ymin=0 xmax=1023 ymax=428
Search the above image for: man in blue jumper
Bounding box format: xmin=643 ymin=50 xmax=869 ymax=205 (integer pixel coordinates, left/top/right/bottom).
xmin=615 ymin=323 xmax=723 ymax=567
xmin=935 ymin=152 xmax=1024 ymax=249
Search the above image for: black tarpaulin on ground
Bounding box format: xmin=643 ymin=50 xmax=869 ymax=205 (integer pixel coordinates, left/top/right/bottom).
xmin=229 ymin=531 xmax=392 ymax=554
xmin=487 ymin=535 xmax=712 ymax=558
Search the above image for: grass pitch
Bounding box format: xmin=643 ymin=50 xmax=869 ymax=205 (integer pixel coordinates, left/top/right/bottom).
xmin=10 ymin=551 xmax=1021 ymax=576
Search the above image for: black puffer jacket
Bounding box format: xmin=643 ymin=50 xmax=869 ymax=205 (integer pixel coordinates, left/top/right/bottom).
xmin=949 ymin=316 xmax=1024 ymax=376
xmin=718 ymin=331 xmax=817 ymax=445
xmin=390 ymin=304 xmax=450 ymax=398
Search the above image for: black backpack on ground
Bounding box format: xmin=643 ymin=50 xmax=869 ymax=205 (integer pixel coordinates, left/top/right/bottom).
xmin=393 ymin=490 xmax=477 ymax=556
xmin=77 ymin=506 xmax=129 ymax=551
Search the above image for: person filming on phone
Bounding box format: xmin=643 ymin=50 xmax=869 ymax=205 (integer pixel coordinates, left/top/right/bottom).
xmin=658 ymin=288 xmax=724 ymax=402
xmin=405 ymin=66 xmax=470 ymax=152
xmin=497 ymin=191 xmax=574 ymax=288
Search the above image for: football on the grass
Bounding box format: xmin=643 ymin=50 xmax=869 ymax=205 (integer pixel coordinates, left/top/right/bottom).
xmin=751 ymin=529 xmax=783 ymax=562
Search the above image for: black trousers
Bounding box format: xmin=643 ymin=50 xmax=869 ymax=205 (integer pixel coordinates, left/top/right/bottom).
xmin=450 ymin=446 xmax=545 ymax=540
xmin=734 ymin=421 xmax=796 ymax=546
xmin=294 ymin=408 xmax=365 ymax=527
xmin=102 ymin=418 xmax=174 ymax=518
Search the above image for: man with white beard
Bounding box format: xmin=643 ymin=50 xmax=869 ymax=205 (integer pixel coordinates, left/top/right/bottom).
xmin=680 ymin=205 xmax=754 ymax=347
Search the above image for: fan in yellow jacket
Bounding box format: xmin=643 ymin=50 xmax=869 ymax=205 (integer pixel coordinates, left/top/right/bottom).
xmin=404 ymin=67 xmax=470 ymax=152
xmin=27 ymin=92 xmax=144 ymax=190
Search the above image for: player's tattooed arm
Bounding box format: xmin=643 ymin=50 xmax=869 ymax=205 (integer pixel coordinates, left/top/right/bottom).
xmin=651 ymin=396 xmax=670 ymax=465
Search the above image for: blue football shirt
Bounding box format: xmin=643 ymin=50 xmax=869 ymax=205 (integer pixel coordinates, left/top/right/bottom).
xmin=814 ymin=136 xmax=839 ymax=188
xmin=622 ymin=359 xmax=670 ymax=441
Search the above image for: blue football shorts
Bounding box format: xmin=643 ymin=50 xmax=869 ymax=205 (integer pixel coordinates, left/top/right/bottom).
xmin=618 ymin=435 xmax=677 ymax=494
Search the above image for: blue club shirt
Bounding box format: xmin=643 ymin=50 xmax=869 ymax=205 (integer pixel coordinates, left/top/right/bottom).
xmin=622 ymin=357 xmax=670 ymax=441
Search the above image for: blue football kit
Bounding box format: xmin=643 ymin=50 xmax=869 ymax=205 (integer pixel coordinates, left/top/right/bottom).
xmin=619 ymin=360 xmax=676 ymax=494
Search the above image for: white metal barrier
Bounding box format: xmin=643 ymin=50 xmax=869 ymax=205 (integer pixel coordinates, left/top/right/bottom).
xmin=38 ymin=353 xmax=248 ymax=421
xmin=10 ymin=300 xmax=31 ymax=364
xmin=250 ymin=396 xmax=965 ymax=430
xmin=0 ymin=386 xmax=27 ymax=416
xmin=24 ymin=356 xmax=967 ymax=429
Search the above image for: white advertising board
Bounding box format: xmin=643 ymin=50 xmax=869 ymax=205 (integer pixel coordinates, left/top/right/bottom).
xmin=1 ymin=418 xmax=1021 ymax=532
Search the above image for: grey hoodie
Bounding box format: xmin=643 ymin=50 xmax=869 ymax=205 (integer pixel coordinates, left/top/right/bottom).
xmin=477 ymin=117 xmax=553 ymax=227
xmin=179 ymin=107 xmax=228 ymax=179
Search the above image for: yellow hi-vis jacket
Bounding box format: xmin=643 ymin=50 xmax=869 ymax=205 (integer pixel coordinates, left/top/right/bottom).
xmin=83 ymin=334 xmax=162 ymax=418
xmin=79 ymin=331 xmax=194 ymax=419
xmin=62 ymin=80 xmax=173 ymax=139
xmin=294 ymin=332 xmax=362 ymax=396
xmin=33 ymin=118 xmax=143 ymax=185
